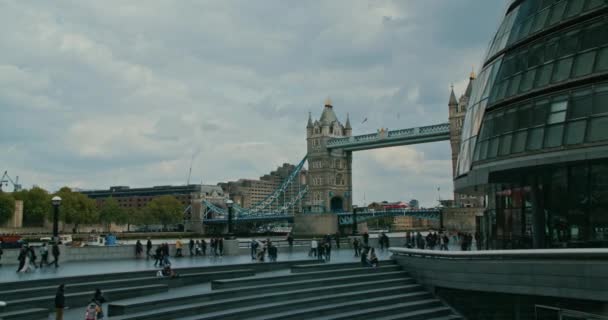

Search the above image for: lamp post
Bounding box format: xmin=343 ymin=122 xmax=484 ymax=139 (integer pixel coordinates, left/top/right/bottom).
xmin=225 ymin=199 xmax=234 ymax=239
xmin=51 ymin=196 xmax=62 ymax=242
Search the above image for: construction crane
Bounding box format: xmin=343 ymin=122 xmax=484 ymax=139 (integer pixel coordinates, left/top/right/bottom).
xmin=0 ymin=171 xmax=22 ymax=192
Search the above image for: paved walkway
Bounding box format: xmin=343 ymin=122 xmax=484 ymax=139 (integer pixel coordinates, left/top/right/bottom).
xmin=0 ymin=248 xmax=392 ymax=283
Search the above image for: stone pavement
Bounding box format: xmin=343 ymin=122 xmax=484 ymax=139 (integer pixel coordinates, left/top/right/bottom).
xmin=0 ymin=247 xmax=392 ymax=283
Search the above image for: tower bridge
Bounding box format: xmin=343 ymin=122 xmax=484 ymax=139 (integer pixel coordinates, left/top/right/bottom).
xmin=193 ymin=90 xmax=469 ymax=232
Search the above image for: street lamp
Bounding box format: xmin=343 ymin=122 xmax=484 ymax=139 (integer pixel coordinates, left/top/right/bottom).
xmin=225 ymin=199 xmax=234 ymax=239
xmin=51 ymin=196 xmax=62 ymax=242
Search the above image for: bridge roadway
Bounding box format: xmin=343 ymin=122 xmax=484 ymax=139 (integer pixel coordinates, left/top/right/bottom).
xmin=326 ymin=122 xmax=450 ymax=151
xmin=205 ymin=209 xmax=442 ymax=225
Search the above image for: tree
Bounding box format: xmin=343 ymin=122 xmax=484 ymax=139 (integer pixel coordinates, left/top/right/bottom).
xmin=0 ymin=192 xmax=15 ymax=226
xmin=55 ymin=187 xmax=98 ymax=232
xmin=124 ymin=207 xmax=144 ymax=232
xmin=145 ymin=195 xmax=183 ymax=230
xmin=14 ymin=187 xmax=50 ymax=227
xmin=98 ymin=197 xmax=124 ymax=232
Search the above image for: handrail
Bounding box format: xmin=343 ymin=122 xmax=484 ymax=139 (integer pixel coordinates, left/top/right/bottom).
xmin=389 ymin=247 xmax=608 ymax=260
xmin=535 ymin=305 xmax=608 ymax=320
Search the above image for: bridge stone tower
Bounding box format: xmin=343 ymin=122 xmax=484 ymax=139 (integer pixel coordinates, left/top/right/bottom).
xmin=305 ymin=98 xmax=353 ymax=213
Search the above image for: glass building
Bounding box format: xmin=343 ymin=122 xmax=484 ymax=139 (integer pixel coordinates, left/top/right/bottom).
xmin=455 ymin=0 xmax=608 ymax=249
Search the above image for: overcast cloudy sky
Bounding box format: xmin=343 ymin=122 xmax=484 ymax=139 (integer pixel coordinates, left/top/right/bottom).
xmin=1 ymin=1 xmax=505 ymax=207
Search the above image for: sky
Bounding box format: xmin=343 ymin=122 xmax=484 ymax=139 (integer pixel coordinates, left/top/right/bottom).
xmin=0 ymin=1 xmax=505 ymax=208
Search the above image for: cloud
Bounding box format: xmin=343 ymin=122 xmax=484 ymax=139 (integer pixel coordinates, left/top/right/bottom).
xmin=0 ymin=0 xmax=504 ymax=207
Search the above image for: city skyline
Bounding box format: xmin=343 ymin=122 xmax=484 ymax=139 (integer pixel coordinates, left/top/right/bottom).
xmin=0 ymin=1 xmax=504 ymax=208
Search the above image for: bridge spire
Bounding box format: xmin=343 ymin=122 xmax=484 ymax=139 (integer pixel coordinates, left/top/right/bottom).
xmin=307 ymin=111 xmax=313 ymax=128
xmin=345 ymin=113 xmax=351 ymax=129
xmin=449 ymin=84 xmax=458 ymax=106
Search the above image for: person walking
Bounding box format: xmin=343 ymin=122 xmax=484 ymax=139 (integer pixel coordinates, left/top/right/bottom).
xmin=380 ymin=232 xmax=386 ymax=251
xmin=440 ymin=233 xmax=449 ymax=251
xmin=92 ymin=288 xmax=106 ymax=319
xmin=16 ymin=247 xmax=26 ymax=272
xmin=51 ymin=242 xmax=60 ymax=268
xmin=353 ymin=238 xmax=360 ymax=257
xmin=146 ymin=238 xmax=152 ymax=259
xmin=175 ymin=239 xmax=183 ymax=257
xmin=250 ymin=239 xmax=258 ymax=260
xmin=0 ymin=240 xmax=3 ymax=266
xmin=334 ymin=232 xmax=340 ymax=249
xmin=201 ymin=239 xmax=207 ymax=255
xmin=55 ymin=284 xmax=65 ymax=320
xmin=39 ymin=242 xmax=49 ymax=268
xmin=362 ymin=232 xmax=369 ymax=246
xmin=368 ymin=248 xmax=379 ymax=267
xmin=309 ymin=238 xmax=318 ymax=257
xmin=154 ymin=245 xmax=162 ymax=267
xmin=286 ymin=233 xmax=294 ymax=249
xmin=324 ymin=241 xmax=331 ymax=261
xmin=218 ymin=238 xmax=224 ymax=256
xmin=317 ymin=241 xmax=325 ymax=261
xmin=189 ymin=239 xmax=195 ymax=256
xmin=135 ymin=240 xmax=143 ymax=258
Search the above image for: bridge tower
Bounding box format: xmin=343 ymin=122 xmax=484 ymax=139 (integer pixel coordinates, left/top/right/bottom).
xmin=306 ymin=98 xmax=353 ymax=213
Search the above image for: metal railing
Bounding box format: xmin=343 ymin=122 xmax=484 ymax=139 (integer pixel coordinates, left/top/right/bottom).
xmin=535 ymin=305 xmax=608 ymax=320
xmin=326 ymin=122 xmax=450 ymax=148
xmin=389 ymin=247 xmax=608 ymax=260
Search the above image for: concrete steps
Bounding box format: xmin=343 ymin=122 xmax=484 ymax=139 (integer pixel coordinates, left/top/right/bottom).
xmin=108 ymin=261 xmax=460 ymax=320
xmin=0 ymin=269 xmax=253 ymax=300
xmin=211 ymin=264 xmax=401 ymax=289
xmin=290 ymin=260 xmax=395 ymax=273
xmin=109 ymin=274 xmax=415 ymax=316
xmin=0 ymin=308 xmax=48 ymax=320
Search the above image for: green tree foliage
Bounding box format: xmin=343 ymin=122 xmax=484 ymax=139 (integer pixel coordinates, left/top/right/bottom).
xmin=55 ymin=187 xmax=98 ymax=231
xmin=0 ymin=192 xmax=15 ymax=225
xmin=98 ymin=197 xmax=124 ymax=232
xmin=124 ymin=207 xmax=144 ymax=232
xmin=13 ymin=187 xmax=50 ymax=227
xmin=145 ymin=195 xmax=183 ymax=228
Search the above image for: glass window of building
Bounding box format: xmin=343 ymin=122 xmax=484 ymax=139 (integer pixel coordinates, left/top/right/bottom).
xmin=565 ymin=120 xmax=586 ymax=145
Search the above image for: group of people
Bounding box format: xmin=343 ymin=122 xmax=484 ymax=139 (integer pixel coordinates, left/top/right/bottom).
xmin=404 ymin=231 xmax=480 ymax=251
xmin=250 ymin=238 xmax=278 ymax=262
xmin=16 ymin=242 xmax=60 ymax=272
xmin=308 ymin=234 xmax=335 ymax=262
xmin=54 ymin=284 xmax=106 ymax=320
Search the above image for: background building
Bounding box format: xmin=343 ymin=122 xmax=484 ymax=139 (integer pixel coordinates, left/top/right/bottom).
xmin=455 ymin=0 xmax=608 ymax=249
xmin=80 ymin=184 xmax=220 ymax=210
xmin=218 ymin=163 xmax=307 ymax=214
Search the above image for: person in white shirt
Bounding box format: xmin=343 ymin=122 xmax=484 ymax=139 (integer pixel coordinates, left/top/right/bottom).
xmin=309 ymin=238 xmax=318 ymax=257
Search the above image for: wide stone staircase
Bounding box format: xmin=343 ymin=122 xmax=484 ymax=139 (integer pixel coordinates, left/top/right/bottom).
xmin=0 ymin=260 xmax=316 ymax=320
xmin=107 ymin=260 xmax=462 ymax=320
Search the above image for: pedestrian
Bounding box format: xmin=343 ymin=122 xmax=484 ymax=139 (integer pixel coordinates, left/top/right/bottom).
xmin=194 ymin=240 xmax=201 ymax=256
xmin=135 ymin=240 xmax=143 ymax=258
xmin=93 ymin=288 xmax=106 ymax=319
xmin=317 ymin=241 xmax=325 ymax=261
xmin=55 ymin=284 xmax=65 ymax=320
xmin=85 ymin=299 xmax=101 ymax=320
xmin=416 ymin=232 xmax=424 ymax=249
xmin=0 ymin=240 xmax=3 ymax=266
xmin=324 ymin=241 xmax=331 ymax=261
xmin=440 ymin=233 xmax=449 ymax=251
xmin=250 ymin=239 xmax=258 ymax=260
xmin=51 ymin=242 xmax=60 ymax=268
xmin=368 ymin=248 xmax=378 ymax=268
xmin=175 ymin=239 xmax=183 ymax=257
xmin=286 ymin=233 xmax=294 ymax=249
xmin=201 ymin=239 xmax=207 ymax=255
xmin=39 ymin=242 xmax=49 ymax=268
xmin=154 ymin=245 xmax=162 ymax=267
xmin=309 ymin=238 xmax=318 ymax=257
xmin=360 ymin=246 xmax=369 ymax=266
xmin=268 ymin=244 xmax=278 ymax=262
xmin=218 ymin=238 xmax=224 ymax=256
xmin=162 ymin=243 xmax=171 ymax=265
xmin=475 ymin=232 xmax=482 ymax=250
xmin=362 ymin=232 xmax=369 ymax=246
xmin=16 ymin=247 xmax=25 ymax=272
xmin=335 ymin=232 xmax=340 ymax=249
xmin=380 ymin=232 xmax=386 ymax=250
xmin=210 ymin=238 xmax=216 ymax=256
xmin=353 ymin=238 xmax=360 ymax=257
xmin=28 ymin=245 xmax=37 ymax=269
xmin=146 ymin=238 xmax=152 ymax=259
xmin=189 ymin=238 xmax=195 ymax=256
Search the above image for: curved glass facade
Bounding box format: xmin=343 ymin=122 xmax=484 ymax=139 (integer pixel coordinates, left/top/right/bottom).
xmin=457 ymin=0 xmax=608 ymax=177
xmin=455 ymin=0 xmax=608 ymax=249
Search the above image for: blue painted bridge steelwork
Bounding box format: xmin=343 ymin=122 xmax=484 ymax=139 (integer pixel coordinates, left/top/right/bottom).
xmin=202 ymin=209 xmax=441 ymax=225
xmin=326 ymin=123 xmax=450 ymax=152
